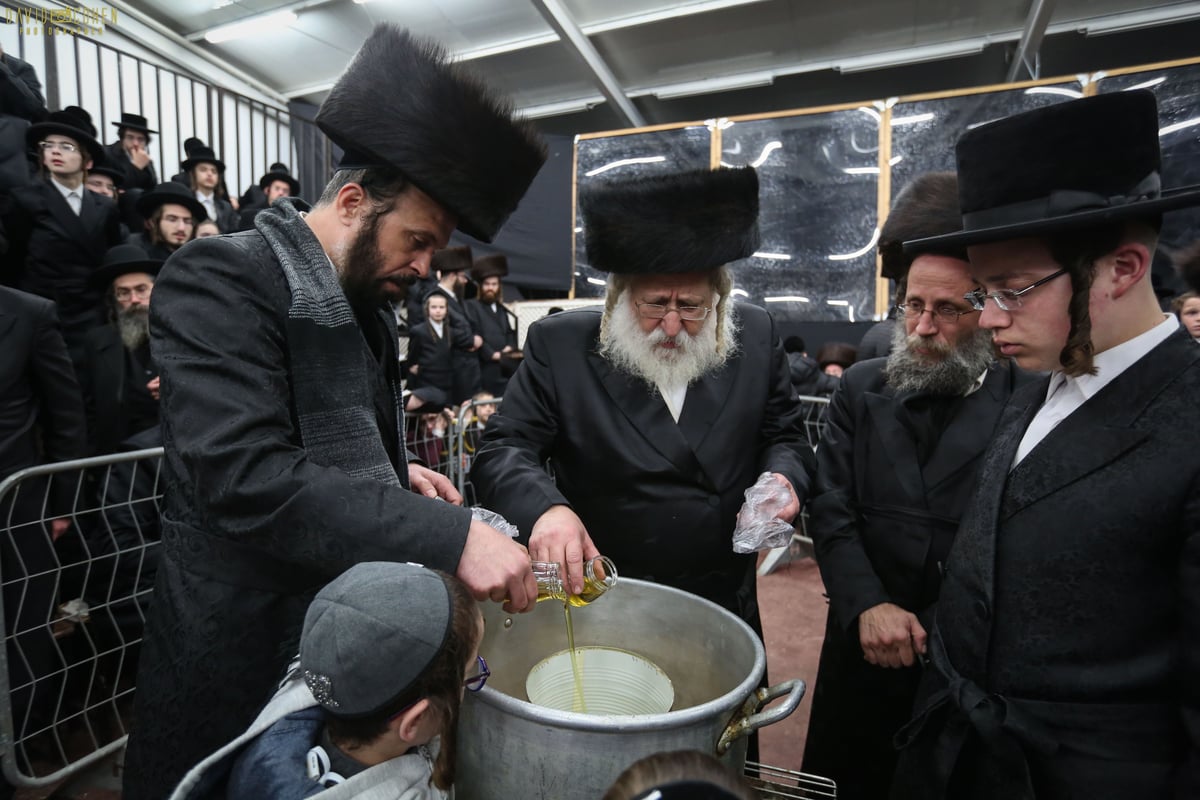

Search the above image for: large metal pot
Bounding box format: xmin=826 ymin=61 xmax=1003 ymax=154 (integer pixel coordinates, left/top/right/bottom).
xmin=456 ymin=578 xmax=804 ymax=800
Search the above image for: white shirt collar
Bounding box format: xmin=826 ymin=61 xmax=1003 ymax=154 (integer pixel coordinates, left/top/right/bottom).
xmin=1055 ymin=314 xmax=1179 ymax=402
xmin=50 ymin=176 xmax=80 ymax=202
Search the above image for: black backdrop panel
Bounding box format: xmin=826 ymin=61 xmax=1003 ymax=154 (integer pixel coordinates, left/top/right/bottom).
xmin=452 ymin=133 xmax=574 ymax=293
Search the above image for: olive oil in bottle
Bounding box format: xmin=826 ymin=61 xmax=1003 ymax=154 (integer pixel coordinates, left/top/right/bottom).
xmin=531 ymin=555 xmax=618 ymax=606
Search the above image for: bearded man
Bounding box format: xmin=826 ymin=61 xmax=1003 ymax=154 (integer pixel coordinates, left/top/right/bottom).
xmin=122 ymin=25 xmax=546 ymax=800
xmin=465 ymin=253 xmax=519 ymax=395
xmin=472 ymin=166 xmax=812 ymax=633
xmin=801 ymin=173 xmax=1035 ymax=800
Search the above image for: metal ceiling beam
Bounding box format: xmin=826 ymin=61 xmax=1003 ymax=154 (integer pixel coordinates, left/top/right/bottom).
xmin=1006 ymin=0 xmax=1055 ymax=82
xmin=529 ymin=0 xmax=645 ymax=128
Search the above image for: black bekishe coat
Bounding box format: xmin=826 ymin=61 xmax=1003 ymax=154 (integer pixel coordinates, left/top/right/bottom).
xmin=802 ymin=356 xmax=1034 ymax=799
xmin=121 ymin=230 xmax=471 ymax=800
xmin=471 ymin=304 xmax=814 ymax=631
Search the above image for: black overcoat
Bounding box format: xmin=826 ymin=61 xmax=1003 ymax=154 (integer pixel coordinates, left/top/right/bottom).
xmin=78 ymin=323 xmax=157 ymax=455
xmin=471 ymin=305 xmax=814 ymax=627
xmin=407 ymin=320 xmax=457 ymax=400
xmin=3 ymin=180 xmax=124 ymax=349
xmin=464 ymin=296 xmax=517 ymax=395
xmin=892 ymin=330 xmax=1200 ymax=800
xmin=424 ymin=285 xmax=482 ymax=403
xmin=803 ymin=357 xmax=1033 ymax=799
xmin=121 ymin=231 xmax=473 ymax=800
xmin=104 ymin=141 xmax=157 ymax=192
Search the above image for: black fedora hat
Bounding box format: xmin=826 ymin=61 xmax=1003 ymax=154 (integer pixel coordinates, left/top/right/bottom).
xmin=112 ymin=112 xmax=157 ymax=136
xmin=28 ymin=107 xmax=107 ymax=168
xmin=88 ymin=164 xmax=125 ymax=189
xmin=906 ymin=90 xmax=1200 ymax=252
xmin=258 ymin=162 xmax=300 ymax=196
xmin=180 ymin=145 xmax=225 ymax=173
xmin=581 ymin=166 xmax=760 ymax=274
xmin=88 ymin=243 xmax=163 ymax=290
xmin=135 ymin=181 xmax=207 ymax=222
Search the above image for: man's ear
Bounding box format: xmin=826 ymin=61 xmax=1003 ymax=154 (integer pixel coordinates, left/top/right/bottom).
xmin=1107 ymin=241 xmax=1151 ymax=299
xmin=334 ymin=182 xmax=368 ymax=227
xmin=388 ymin=698 xmax=432 ymax=744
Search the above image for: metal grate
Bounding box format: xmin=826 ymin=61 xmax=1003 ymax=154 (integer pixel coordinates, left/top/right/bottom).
xmin=745 ymin=761 xmax=837 ymax=799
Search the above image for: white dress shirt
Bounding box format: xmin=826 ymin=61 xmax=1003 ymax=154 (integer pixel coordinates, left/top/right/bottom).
xmin=656 ymin=382 xmax=687 ymax=423
xmin=1013 ymin=314 xmax=1180 ymax=467
xmin=196 ymin=190 xmax=216 ymax=221
xmin=51 ymin=177 xmax=82 ymax=215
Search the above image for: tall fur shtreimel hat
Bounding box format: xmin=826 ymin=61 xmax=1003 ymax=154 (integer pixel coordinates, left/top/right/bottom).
xmin=879 ymin=172 xmax=963 ymax=280
xmin=580 ymin=167 xmax=760 ymax=274
xmin=432 ymin=246 xmax=473 ymax=275
xmin=315 ymin=24 xmax=547 ymax=243
xmin=905 ymin=90 xmax=1200 ymax=252
xmin=471 ymin=254 xmax=508 ymax=282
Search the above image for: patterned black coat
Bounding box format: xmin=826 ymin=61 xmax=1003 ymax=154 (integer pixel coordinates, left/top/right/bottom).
xmin=893 ymin=330 xmax=1200 ymax=800
xmin=122 ymin=232 xmax=472 ymax=800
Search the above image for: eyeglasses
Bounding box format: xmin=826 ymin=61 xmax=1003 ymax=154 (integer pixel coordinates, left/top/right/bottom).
xmin=114 ymin=284 xmax=153 ymax=301
xmin=39 ymin=140 xmax=79 ymax=153
xmin=463 ymin=655 xmax=490 ymax=693
xmin=894 ymin=301 xmax=978 ymax=323
xmin=635 ymin=302 xmax=711 ymax=321
xmin=964 ymin=268 xmax=1069 ymax=312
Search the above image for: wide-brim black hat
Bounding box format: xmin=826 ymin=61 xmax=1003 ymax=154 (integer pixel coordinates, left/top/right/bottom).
xmin=180 ymin=145 xmax=225 ymax=173
xmin=135 ymin=182 xmax=207 ymax=222
xmin=28 ymin=110 xmax=107 ymax=168
xmin=315 ymin=24 xmax=547 ymax=243
xmin=88 ymin=243 xmax=163 ymax=290
xmin=432 ymin=245 xmax=473 ymax=275
xmin=258 ymin=164 xmax=300 ymax=196
xmin=906 ymin=91 xmax=1200 ymax=253
xmin=88 ymin=164 xmax=125 ymax=188
xmin=112 ymin=112 xmax=157 ymax=135
xmin=581 ymin=166 xmax=760 ymax=274
xmin=471 ymin=254 xmax=508 ymax=282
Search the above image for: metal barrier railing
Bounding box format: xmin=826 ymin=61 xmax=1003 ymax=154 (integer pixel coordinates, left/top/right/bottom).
xmin=760 ymin=395 xmax=829 ymax=576
xmin=449 ymin=396 xmax=503 ymax=506
xmin=0 ymin=447 xmax=163 ymax=788
xmin=794 ymin=395 xmax=831 ymax=450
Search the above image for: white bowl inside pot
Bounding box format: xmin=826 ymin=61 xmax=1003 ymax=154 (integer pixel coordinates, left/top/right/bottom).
xmin=525 ymin=646 xmax=675 ymax=715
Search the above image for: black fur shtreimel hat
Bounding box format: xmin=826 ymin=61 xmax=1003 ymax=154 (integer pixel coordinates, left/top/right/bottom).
xmin=431 ymin=245 xmax=473 ymax=275
xmin=580 ymin=167 xmax=760 ymax=274
xmin=906 ymin=90 xmax=1200 ymax=252
xmin=315 ymin=24 xmax=547 ymax=244
xmin=471 ymin=254 xmax=508 ymax=282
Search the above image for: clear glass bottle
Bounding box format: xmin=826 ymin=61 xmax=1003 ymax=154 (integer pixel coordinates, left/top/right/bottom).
xmin=531 ymin=556 xmax=618 ymax=606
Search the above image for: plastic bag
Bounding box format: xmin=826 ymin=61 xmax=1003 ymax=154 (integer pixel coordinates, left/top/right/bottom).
xmin=732 ymin=472 xmax=796 ymax=553
xmin=471 ymin=506 xmax=520 ymax=539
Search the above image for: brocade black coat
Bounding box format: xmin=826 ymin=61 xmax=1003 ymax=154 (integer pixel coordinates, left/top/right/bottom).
xmin=121 ymin=231 xmax=473 ymax=800
xmin=471 ymin=305 xmax=814 ymax=628
xmin=892 ymin=330 xmax=1200 ymax=800
xmin=803 ymin=357 xmax=1033 ymax=799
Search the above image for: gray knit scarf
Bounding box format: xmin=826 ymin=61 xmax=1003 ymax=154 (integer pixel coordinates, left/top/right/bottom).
xmin=255 ymin=199 xmax=403 ymax=487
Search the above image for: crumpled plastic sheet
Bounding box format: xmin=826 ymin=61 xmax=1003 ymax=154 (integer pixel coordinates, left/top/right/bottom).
xmin=732 ymin=471 xmax=795 ymax=553
xmin=472 ymin=505 xmax=520 ymax=538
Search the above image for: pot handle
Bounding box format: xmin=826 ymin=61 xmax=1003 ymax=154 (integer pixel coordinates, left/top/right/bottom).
xmin=715 ymin=679 xmax=806 ymax=756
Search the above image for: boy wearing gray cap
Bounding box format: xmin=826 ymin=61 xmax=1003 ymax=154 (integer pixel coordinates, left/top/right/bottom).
xmin=169 ymin=562 xmax=485 ymax=800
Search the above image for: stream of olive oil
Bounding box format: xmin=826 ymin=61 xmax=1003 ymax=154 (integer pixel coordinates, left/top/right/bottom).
xmin=564 ymin=603 xmax=588 ymax=713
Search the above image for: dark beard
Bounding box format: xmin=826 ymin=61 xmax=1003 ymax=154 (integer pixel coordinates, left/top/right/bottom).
xmin=118 ymin=305 xmax=150 ymax=350
xmin=884 ymin=323 xmax=997 ymax=395
xmin=479 ymin=288 xmax=498 ymax=304
xmin=338 ymin=211 xmax=413 ymax=310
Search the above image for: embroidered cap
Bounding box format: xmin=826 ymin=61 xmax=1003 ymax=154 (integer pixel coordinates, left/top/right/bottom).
xmin=301 ymin=562 xmax=453 ymax=718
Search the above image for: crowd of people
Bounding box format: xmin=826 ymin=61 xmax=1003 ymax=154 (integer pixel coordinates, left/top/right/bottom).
xmin=1 ymin=17 xmax=1199 ymax=800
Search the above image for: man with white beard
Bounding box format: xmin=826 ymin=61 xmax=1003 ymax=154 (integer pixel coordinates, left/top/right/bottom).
xmin=80 ymin=243 xmax=164 ymax=455
xmin=802 ymin=173 xmax=1036 ymax=800
xmin=472 ymin=166 xmax=813 ymax=634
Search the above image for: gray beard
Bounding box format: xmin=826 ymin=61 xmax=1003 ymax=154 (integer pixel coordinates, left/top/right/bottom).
xmin=118 ymin=306 xmax=150 ymax=350
xmin=598 ymin=291 xmax=735 ymax=391
xmin=884 ymin=322 xmax=997 ymax=395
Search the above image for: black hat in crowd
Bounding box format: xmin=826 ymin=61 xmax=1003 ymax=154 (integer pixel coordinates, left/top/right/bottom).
xmin=878 ymin=172 xmax=963 ymax=281
xmin=432 ymin=245 xmax=473 ymax=275
xmin=89 ymin=164 xmax=125 ymax=188
xmin=112 ymin=111 xmax=157 ymax=136
xmin=180 ymin=145 xmax=225 ymax=173
xmin=906 ymin=90 xmax=1200 ymax=253
xmin=1174 ymin=240 xmax=1200 ymax=294
xmin=182 ymin=137 xmax=205 ymax=157
xmin=300 ymin=562 xmax=452 ymax=718
xmin=88 ymin=243 xmax=163 ymax=291
xmin=258 ymin=162 xmax=300 ymax=196
xmin=314 ymin=24 xmax=547 ymax=243
xmin=28 ymin=106 xmax=107 ymax=167
xmin=135 ymin=181 xmax=208 ymax=222
xmin=471 ymin=254 xmax=508 ymax=282
xmin=581 ymin=166 xmax=760 ymax=274
xmin=816 ymin=342 xmax=857 ymax=371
